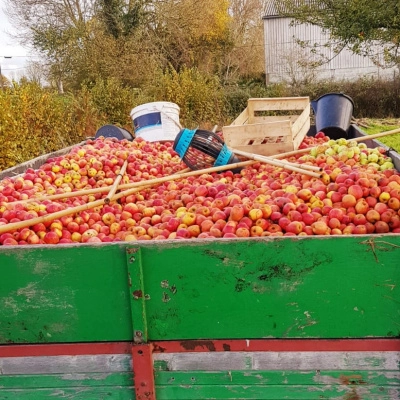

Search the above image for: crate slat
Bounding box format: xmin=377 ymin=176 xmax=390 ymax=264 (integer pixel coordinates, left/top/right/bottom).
xmin=223 ymin=97 xmax=310 ymax=156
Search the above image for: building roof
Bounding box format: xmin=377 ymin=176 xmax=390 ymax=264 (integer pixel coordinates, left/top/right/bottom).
xmin=263 ymin=0 xmax=317 ymax=19
xmin=263 ymin=0 xmax=281 ymax=18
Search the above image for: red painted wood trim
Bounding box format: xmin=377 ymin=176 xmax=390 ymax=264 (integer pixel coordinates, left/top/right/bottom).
xmin=0 ymin=339 xmax=399 ymax=358
xmin=0 ymin=342 xmax=132 ymax=357
xmin=152 ymin=339 xmax=400 ymax=353
xmin=132 ymin=343 xmax=156 ymax=400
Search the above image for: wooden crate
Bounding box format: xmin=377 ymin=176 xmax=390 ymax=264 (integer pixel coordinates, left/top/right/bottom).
xmin=222 ymin=97 xmax=310 ymax=156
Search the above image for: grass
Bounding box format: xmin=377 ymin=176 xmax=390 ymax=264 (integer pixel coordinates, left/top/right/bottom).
xmin=357 ymin=118 xmax=400 ymax=153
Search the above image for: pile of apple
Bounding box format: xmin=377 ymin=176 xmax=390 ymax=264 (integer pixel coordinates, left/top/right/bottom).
xmin=0 ymin=132 xmax=399 ymax=245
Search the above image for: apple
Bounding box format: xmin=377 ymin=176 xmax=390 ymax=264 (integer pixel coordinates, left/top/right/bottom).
xmin=43 ymin=231 xmax=60 ymax=244
xmin=102 ymin=212 xmax=116 ymax=226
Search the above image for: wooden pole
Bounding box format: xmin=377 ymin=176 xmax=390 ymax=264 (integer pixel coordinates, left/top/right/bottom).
xmin=0 ymin=183 xmax=152 ymax=235
xmin=231 ymin=148 xmax=322 ymax=178
xmin=8 ymin=159 xmax=260 ymax=207
xmin=270 ymin=128 xmax=400 ymax=159
xmin=231 ymin=148 xmax=322 ymax=173
xmin=352 ymin=127 xmax=400 ymax=142
xmin=104 ymin=159 xmax=128 ymax=204
xmin=0 ymin=160 xmax=258 ymax=235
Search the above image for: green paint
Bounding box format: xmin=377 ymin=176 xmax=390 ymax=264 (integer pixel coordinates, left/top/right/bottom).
xmin=0 ymin=236 xmax=399 ymax=398
xmin=133 ymin=236 xmax=400 ymax=340
xmin=0 ymin=388 xmax=134 ymax=399
xmin=0 ymin=244 xmax=132 ymax=343
xmin=127 ymin=247 xmax=148 ymax=343
xmin=155 ymin=384 xmax=398 ymax=399
xmin=154 ymin=370 xmax=400 ymax=386
xmin=0 ymin=236 xmax=399 ymax=344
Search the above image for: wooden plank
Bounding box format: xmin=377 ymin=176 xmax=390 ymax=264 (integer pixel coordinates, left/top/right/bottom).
xmin=291 ymin=102 xmax=311 ymax=137
xmin=247 ymin=97 xmax=310 ymax=112
xmin=153 ymin=351 xmax=400 ymax=371
xmin=0 ymin=354 xmax=132 ymax=375
xmin=293 ymin=118 xmax=311 ymax=149
xmin=253 ymin=115 xmax=298 ymax=122
xmin=1 ymin=235 xmax=400 ymax=343
xmin=230 ymin=142 xmax=296 ymax=157
xmin=132 ymin=344 xmax=156 ymax=400
xmin=0 ymin=342 xmax=132 ymax=357
xmin=223 ymin=120 xmax=293 ymax=146
xmin=0 ymin=387 xmax=135 ymax=399
xmin=250 ymin=115 xmax=298 ymax=124
xmin=0 ymin=244 xmax=133 ymax=344
xmin=154 ymin=370 xmax=400 ymax=386
xmin=127 ymin=247 xmax=148 ymax=343
xmin=0 ymin=372 xmax=133 ymax=388
xmin=155 ymin=384 xmax=399 ymax=399
xmin=154 ymin=369 xmax=400 ymax=399
xmin=151 ymin=339 xmax=400 ymax=353
xmin=0 ymin=351 xmax=135 ymax=399
xmin=129 ymin=235 xmax=400 ymax=340
xmin=230 ymin=107 xmax=249 ymax=126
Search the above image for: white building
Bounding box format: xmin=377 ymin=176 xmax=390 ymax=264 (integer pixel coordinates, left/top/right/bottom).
xmin=263 ymin=1 xmax=398 ymax=84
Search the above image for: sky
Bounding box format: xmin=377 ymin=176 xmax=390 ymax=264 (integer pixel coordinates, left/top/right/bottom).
xmin=0 ymin=0 xmax=30 ymax=80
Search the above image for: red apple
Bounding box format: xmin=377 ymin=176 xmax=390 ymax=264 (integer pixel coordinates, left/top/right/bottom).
xmin=43 ymin=231 xmax=60 ymax=245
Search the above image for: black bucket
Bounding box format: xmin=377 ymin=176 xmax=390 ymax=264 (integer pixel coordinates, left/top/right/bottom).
xmin=95 ymin=125 xmax=134 ymax=141
xmin=311 ymin=93 xmax=354 ymax=140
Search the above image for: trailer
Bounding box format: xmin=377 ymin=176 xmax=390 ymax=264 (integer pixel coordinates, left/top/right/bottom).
xmin=0 ymin=126 xmax=399 ymax=399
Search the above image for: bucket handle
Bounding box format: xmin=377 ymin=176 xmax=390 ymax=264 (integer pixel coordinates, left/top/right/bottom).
xmin=153 ymin=104 xmax=183 ymax=130
xmin=311 ymin=100 xmax=318 ymax=114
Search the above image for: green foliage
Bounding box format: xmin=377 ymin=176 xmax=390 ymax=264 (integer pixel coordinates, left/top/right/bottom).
xmin=0 ymin=83 xmax=89 ymax=171
xmin=289 ymin=75 xmax=400 ymax=118
xmin=222 ymin=81 xmax=289 ymax=121
xmin=98 ymin=0 xmax=145 ymax=38
xmin=280 ymin=0 xmax=400 ymax=67
xmin=363 ymin=122 xmax=400 ymax=153
xmin=2 ymin=72 xmax=400 ymax=173
xmin=148 ymin=67 xmax=227 ymax=129
xmin=82 ymin=78 xmax=136 ymax=128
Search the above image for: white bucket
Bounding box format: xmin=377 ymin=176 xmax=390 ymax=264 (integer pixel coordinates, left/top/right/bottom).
xmin=130 ymin=102 xmax=181 ymax=142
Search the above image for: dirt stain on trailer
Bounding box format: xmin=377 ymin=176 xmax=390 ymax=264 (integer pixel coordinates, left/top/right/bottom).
xmin=257 ymin=263 xmax=310 ymax=281
xmin=179 ymin=340 xmax=216 ymax=352
xmin=203 ymin=249 xmax=247 ymax=268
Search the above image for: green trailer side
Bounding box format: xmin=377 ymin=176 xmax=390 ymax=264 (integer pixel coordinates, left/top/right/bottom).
xmin=0 ymin=235 xmax=399 ymax=399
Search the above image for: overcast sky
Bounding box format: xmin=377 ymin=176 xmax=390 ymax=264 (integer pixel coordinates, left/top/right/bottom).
xmin=0 ymin=0 xmax=30 ymax=79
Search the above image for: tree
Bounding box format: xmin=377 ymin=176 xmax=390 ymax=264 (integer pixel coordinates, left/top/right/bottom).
xmin=24 ymin=61 xmax=48 ymax=86
xmin=5 ymin=0 xmax=97 ymax=92
xmin=4 ymin=0 xmax=162 ymax=90
xmin=2 ymin=0 xmax=269 ymax=91
xmin=222 ymin=0 xmax=266 ymax=82
xmin=279 ymin=0 xmax=400 ymax=69
xmin=149 ymin=0 xmax=232 ymax=73
xmin=97 ymin=0 xmax=147 ymax=38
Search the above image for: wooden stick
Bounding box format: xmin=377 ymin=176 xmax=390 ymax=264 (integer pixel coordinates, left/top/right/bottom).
xmin=8 ymin=167 xmax=190 ymax=205
xmin=8 ymin=159 xmax=259 ymax=207
xmin=0 ymin=199 xmax=105 ymax=235
xmin=231 ymin=148 xmax=322 ymax=178
xmin=104 ymin=160 xmax=128 ymax=204
xmin=279 ymin=159 xmax=322 ymax=172
xmin=271 ymin=128 xmax=400 ymax=159
xmin=231 ymin=148 xmax=321 ymax=172
xmin=353 ymin=127 xmax=400 ymax=142
xmin=0 ymin=160 xmax=258 ymax=235
xmin=0 ymin=182 xmax=151 ymax=235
